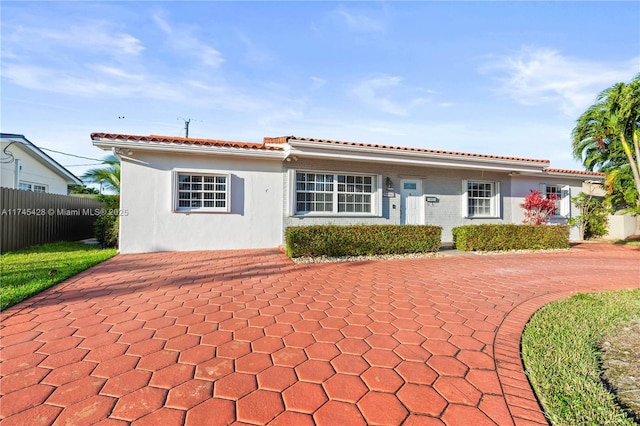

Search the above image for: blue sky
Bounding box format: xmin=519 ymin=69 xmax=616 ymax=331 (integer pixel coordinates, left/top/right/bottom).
xmin=2 ymin=1 xmax=639 ymax=179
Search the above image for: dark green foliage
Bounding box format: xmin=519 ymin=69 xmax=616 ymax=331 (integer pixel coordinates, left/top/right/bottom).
xmin=94 ymin=194 xmax=119 ymax=248
xmin=570 ymin=193 xmax=611 ymax=240
xmin=285 ymin=225 xmax=442 ymax=258
xmin=452 ymin=224 xmax=570 ymax=251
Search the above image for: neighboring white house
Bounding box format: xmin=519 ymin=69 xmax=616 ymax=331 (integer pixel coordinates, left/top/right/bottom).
xmin=1 ymin=134 xmax=82 ymax=194
xmin=91 ymin=133 xmax=605 ymax=254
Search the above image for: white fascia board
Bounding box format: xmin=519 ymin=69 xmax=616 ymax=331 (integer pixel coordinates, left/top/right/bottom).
xmin=92 ymin=138 xmax=286 ymax=160
xmin=518 ymin=170 xmax=605 ymax=180
xmin=288 ymin=140 xmax=547 ymax=173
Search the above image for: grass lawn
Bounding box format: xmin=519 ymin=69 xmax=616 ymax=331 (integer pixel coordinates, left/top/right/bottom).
xmin=522 ymin=289 xmax=640 ymax=425
xmin=0 ymin=242 xmax=117 ymax=311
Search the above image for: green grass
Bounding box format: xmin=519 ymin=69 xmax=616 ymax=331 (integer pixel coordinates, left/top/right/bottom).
xmin=522 ymin=289 xmax=640 ymax=425
xmin=0 ymin=242 xmax=117 ymax=311
xmin=614 ymin=239 xmax=640 ymax=246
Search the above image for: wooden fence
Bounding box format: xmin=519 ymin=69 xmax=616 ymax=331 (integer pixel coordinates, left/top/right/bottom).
xmin=0 ymin=188 xmax=105 ymax=253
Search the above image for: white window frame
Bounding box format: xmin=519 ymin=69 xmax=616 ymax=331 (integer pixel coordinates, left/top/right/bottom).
xmin=19 ymin=182 xmax=47 ymax=193
xmin=461 ymin=179 xmax=501 ymax=218
xmin=173 ymin=170 xmax=231 ymax=213
xmin=290 ymin=169 xmax=382 ymax=216
xmin=540 ymin=183 xmax=570 ymax=217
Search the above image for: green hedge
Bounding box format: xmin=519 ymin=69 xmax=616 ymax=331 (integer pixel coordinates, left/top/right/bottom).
xmin=452 ymin=224 xmax=570 ymax=251
xmin=285 ymin=225 xmax=442 ymax=258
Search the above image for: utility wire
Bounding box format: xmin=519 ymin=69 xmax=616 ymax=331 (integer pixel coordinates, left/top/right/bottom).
xmin=63 ymin=163 xmax=104 ymax=167
xmin=39 ymin=147 xmax=103 ymax=161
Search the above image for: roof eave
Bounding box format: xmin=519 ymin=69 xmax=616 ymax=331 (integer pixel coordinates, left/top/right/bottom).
xmin=287 ymin=139 xmax=549 ymax=173
xmin=92 ymin=137 xmax=286 ymax=160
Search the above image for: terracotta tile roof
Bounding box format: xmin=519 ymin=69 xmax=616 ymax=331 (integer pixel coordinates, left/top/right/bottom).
xmin=264 ymin=135 xmax=550 ymax=164
xmin=91 ymin=133 xmax=284 ymax=151
xmin=543 ymin=168 xmax=605 ymax=177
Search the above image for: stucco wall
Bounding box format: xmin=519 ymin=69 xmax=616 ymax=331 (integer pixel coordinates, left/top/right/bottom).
xmin=510 ymin=175 xmax=586 ymax=240
xmin=283 ymin=158 xmax=515 ymax=243
xmin=0 ymin=143 xmax=70 ymax=194
xmin=118 ymin=151 xmax=283 ymax=253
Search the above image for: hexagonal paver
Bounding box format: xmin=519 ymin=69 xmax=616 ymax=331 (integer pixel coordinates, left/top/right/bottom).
xmin=395 ymin=361 xmax=438 ymax=385
xmin=194 ymin=358 xmax=234 ymax=381
xmin=235 ymin=352 xmax=273 ymax=374
xmin=357 ymin=392 xmax=408 ymax=425
xmin=282 ymin=382 xmax=328 ymax=413
xmin=257 ymin=366 xmax=297 ymax=391
xmin=165 ymin=379 xmax=213 ymax=409
xmin=434 ymin=376 xmax=482 ymax=406
xmin=336 ymin=338 xmax=371 ymax=355
xmin=323 ymin=374 xmax=368 ymax=403
xmin=49 ymin=395 xmax=115 ymax=426
xmin=361 ymin=367 xmax=404 ymax=392
xmin=330 ymin=354 xmax=370 ymax=375
xmin=397 ymin=383 xmax=448 ymax=416
xmin=110 ymin=387 xmax=167 ymax=422
xmin=149 ymin=363 xmax=195 ymax=389
xmin=236 ymin=390 xmax=284 ymax=424
xmin=270 ymin=411 xmax=315 ymax=426
xmin=428 ymin=355 xmax=469 ymax=377
xmin=441 ymin=403 xmax=496 ymax=425
xmin=305 ymin=342 xmax=340 ymax=361
xmin=295 ymin=360 xmax=335 ymax=383
xmin=216 ymin=340 xmax=251 ymax=359
xmin=214 ymin=373 xmax=257 ymax=399
xmin=100 ymin=370 xmax=152 ymax=397
xmin=47 ymin=376 xmax=106 ymax=406
xmin=314 ymin=400 xmax=366 ymax=425
xmin=362 ymin=349 xmax=401 ymax=368
xmin=282 ymin=332 xmax=315 ymax=348
xmin=272 ymin=347 xmax=308 ymax=368
xmin=185 ymin=397 xmax=235 ymax=425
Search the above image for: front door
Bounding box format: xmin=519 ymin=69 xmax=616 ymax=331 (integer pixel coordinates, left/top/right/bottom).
xmin=400 ymin=179 xmax=424 ymax=225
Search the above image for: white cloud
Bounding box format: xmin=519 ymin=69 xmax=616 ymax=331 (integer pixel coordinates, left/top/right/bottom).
xmin=153 ymin=13 xmax=224 ymax=68
xmin=480 ymin=46 xmax=640 ymax=116
xmin=2 ymin=64 xmax=183 ymax=100
xmin=3 ymin=22 xmax=143 ymax=57
xmin=310 ymin=76 xmax=327 ymax=90
xmin=349 ymin=74 xmax=430 ymax=115
xmin=334 ymin=6 xmax=386 ymax=33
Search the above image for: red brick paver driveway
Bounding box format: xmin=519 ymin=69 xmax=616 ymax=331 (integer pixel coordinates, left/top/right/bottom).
xmin=1 ymin=243 xmax=638 ymax=425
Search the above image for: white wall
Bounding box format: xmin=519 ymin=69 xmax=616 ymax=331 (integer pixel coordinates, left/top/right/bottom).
xmin=510 ymin=176 xmax=586 ymax=241
xmin=0 ymin=143 xmax=70 ymax=194
xmin=119 ymin=151 xmax=284 ymax=253
xmin=607 ymin=213 xmax=638 ymax=240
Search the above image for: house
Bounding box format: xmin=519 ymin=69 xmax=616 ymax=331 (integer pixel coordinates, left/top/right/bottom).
xmin=1 ymin=134 xmax=82 ymax=194
xmin=91 ymin=133 xmax=604 ymax=254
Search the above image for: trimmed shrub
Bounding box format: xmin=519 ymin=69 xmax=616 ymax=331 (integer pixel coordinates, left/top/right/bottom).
xmin=94 ymin=194 xmax=119 ymax=248
xmin=452 ymin=224 xmax=569 ymax=251
xmin=285 ymin=225 xmax=442 ymax=258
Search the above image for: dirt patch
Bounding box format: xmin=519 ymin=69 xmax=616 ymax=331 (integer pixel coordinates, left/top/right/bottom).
xmin=599 ymin=319 xmax=640 ymax=423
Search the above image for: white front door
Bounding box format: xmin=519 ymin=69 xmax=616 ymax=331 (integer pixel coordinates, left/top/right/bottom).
xmin=400 ymin=179 xmax=424 ymax=225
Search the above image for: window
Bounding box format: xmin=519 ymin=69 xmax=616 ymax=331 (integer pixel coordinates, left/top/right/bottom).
xmin=19 ymin=182 xmax=46 ymax=192
xmin=541 ymin=184 xmax=570 ymax=217
xmin=294 ymin=171 xmax=379 ymax=215
xmin=462 ymin=180 xmax=500 ymax=218
xmin=175 ymin=172 xmax=230 ymax=212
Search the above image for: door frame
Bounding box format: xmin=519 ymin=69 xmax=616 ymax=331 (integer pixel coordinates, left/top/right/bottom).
xmin=400 ymin=179 xmax=425 ymax=225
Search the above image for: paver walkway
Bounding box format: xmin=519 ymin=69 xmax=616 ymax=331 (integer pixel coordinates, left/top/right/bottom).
xmin=1 ymin=243 xmax=638 ymax=425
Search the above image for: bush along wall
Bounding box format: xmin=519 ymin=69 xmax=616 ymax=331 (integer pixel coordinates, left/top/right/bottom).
xmin=285 ymin=225 xmax=442 ymax=258
xmin=452 ymin=224 xmax=570 ymax=251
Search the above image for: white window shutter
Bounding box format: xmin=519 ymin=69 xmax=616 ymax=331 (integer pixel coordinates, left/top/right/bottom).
xmin=461 ymin=179 xmax=468 ymax=217
xmin=494 ymin=182 xmax=501 ymax=217
xmin=561 ymin=185 xmax=571 ymax=216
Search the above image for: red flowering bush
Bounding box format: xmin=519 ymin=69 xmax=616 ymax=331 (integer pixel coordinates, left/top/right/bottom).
xmin=521 ymin=190 xmax=557 ymax=225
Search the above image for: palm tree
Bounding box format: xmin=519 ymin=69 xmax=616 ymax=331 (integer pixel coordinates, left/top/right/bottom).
xmin=82 ymin=155 xmax=120 ymax=194
xmin=572 ymin=74 xmax=640 ymax=209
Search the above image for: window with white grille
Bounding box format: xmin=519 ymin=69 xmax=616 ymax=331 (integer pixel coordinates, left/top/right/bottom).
xmin=175 ymin=173 xmax=230 ymax=212
xmin=294 ymin=171 xmax=378 ymax=215
xmin=462 ymin=180 xmax=501 ymax=218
